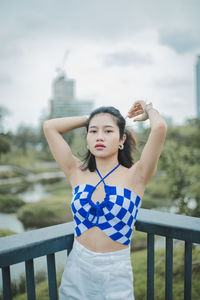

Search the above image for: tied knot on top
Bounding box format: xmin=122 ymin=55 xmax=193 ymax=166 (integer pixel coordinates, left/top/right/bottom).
xmin=86 ymin=201 xmax=101 ymax=225
xmin=86 ymin=199 xmax=113 ymax=225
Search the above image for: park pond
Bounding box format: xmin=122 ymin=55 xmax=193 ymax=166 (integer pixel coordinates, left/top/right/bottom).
xmin=0 ymin=183 xmax=51 ymax=232
xmin=0 ymin=178 xmax=70 ymax=291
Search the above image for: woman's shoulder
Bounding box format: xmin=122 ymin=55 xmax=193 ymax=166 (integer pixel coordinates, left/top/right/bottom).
xmin=122 ymin=163 xmax=146 ymax=198
xmin=68 ymin=163 xmax=91 ymax=189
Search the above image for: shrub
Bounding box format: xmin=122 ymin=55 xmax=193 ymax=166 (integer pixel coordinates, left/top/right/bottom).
xmin=0 ymin=229 xmax=17 ymax=237
xmin=0 ymin=194 xmax=25 ymax=213
xmin=17 ymin=197 xmax=72 ymax=229
xmin=0 ymin=181 xmax=30 ymax=195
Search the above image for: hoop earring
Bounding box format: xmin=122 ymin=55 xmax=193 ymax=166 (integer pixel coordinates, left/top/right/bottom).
xmin=119 ymin=144 xmax=124 ymax=150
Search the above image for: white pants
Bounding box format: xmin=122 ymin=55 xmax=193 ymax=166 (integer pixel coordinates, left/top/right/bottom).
xmin=59 ymin=238 xmax=135 ymax=300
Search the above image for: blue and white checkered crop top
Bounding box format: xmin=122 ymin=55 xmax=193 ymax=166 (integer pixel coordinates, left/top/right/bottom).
xmin=71 ymin=163 xmax=142 ymax=245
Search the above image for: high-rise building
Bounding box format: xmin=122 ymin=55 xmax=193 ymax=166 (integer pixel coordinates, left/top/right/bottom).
xmin=49 ymin=72 xmax=94 ymax=118
xmin=196 ymin=55 xmax=200 ymax=119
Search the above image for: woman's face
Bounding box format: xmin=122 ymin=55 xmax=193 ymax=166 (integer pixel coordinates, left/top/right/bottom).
xmin=87 ymin=113 xmax=125 ymax=158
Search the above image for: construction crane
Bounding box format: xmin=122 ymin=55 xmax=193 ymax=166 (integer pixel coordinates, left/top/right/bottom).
xmin=56 ymin=49 xmax=70 ymax=78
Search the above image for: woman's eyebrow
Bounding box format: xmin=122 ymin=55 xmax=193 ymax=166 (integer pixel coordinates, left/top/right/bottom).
xmin=89 ymin=125 xmax=115 ymax=129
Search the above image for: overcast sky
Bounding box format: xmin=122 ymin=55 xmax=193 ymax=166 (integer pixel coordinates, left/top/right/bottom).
xmin=0 ymin=0 xmax=200 ymax=132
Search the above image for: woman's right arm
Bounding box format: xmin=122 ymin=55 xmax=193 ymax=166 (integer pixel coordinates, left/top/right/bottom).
xmin=43 ymin=116 xmax=87 ymax=180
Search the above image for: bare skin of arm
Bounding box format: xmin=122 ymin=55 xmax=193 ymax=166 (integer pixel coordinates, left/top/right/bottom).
xmin=43 ymin=116 xmax=87 ymax=181
xmin=43 ymin=102 xmax=167 ymax=194
xmin=128 ymin=101 xmax=167 ymax=189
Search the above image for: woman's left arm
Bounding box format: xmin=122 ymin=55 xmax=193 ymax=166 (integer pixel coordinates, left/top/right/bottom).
xmin=128 ymin=101 xmax=167 ymax=184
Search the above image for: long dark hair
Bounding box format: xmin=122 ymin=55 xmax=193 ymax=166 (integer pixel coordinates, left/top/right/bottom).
xmin=81 ymin=106 xmax=137 ymax=171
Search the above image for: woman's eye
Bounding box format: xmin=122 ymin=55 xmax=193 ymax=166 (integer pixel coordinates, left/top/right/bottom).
xmin=105 ymin=130 xmax=112 ymax=133
xmin=89 ymin=130 xmax=97 ymax=133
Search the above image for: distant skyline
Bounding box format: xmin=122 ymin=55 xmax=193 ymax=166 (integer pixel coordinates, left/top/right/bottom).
xmin=196 ymin=56 xmax=200 ymax=119
xmin=0 ymin=0 xmax=200 ymax=132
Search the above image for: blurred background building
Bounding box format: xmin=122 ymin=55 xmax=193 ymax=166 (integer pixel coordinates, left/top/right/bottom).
xmin=49 ymin=70 xmax=94 ymax=119
xmin=196 ymin=55 xmax=200 ymax=119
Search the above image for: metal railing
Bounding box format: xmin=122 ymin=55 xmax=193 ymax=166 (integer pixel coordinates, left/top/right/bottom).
xmin=0 ymin=208 xmax=200 ymax=300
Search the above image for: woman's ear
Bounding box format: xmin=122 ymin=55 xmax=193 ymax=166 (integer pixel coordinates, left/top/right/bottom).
xmin=121 ymin=133 xmax=126 ymax=144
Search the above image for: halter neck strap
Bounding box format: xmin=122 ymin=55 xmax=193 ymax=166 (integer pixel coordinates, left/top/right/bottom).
xmin=95 ymin=163 xmax=120 ymax=188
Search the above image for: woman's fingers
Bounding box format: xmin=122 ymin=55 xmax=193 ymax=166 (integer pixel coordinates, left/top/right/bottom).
xmin=133 ymin=114 xmax=147 ymax=122
xmin=133 ymin=117 xmax=144 ymax=122
xmin=128 ymin=107 xmax=143 ymax=113
xmin=127 ymin=100 xmax=151 ymax=120
xmin=128 ymin=107 xmax=144 ymax=117
xmin=127 ymin=100 xmax=152 ymax=121
xmin=129 ymin=101 xmax=145 ymax=113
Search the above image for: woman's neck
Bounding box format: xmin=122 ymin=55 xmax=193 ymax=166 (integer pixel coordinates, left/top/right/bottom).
xmin=95 ymin=157 xmax=119 ymax=176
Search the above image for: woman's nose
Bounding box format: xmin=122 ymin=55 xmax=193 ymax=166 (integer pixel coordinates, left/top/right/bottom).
xmin=96 ymin=132 xmax=104 ymax=141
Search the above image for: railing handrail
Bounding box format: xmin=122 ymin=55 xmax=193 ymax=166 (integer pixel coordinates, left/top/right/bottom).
xmin=135 ymin=208 xmax=200 ymax=243
xmin=0 ymin=208 xmax=199 ymax=268
xmin=0 ymin=222 xmax=74 ymax=268
xmin=1 ymin=208 xmax=199 ymax=300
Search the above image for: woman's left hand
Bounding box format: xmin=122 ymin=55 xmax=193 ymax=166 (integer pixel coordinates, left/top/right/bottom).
xmin=127 ymin=100 xmax=152 ymax=122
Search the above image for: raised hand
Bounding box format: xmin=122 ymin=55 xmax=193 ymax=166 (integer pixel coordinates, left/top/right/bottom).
xmin=127 ymin=100 xmax=152 ymax=122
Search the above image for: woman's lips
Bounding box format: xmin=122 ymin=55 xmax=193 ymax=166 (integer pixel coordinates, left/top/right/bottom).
xmin=95 ymin=144 xmax=105 ymax=149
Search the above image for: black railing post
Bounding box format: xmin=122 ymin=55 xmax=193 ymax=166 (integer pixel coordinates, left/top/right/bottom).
xmin=47 ymin=253 xmax=58 ymax=300
xmin=2 ymin=266 xmax=12 ymax=300
xmin=184 ymin=241 xmax=192 ymax=300
xmin=165 ymin=237 xmax=173 ymax=300
xmin=25 ymin=259 xmax=36 ymax=300
xmin=147 ymin=233 xmax=154 ymax=300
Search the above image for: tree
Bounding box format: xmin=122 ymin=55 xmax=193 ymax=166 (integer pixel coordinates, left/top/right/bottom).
xmin=13 ymin=124 xmax=40 ymax=154
xmin=160 ymin=138 xmax=200 ymax=217
xmin=0 ymin=105 xmax=11 ymax=133
xmin=0 ymin=135 xmax=11 ymax=158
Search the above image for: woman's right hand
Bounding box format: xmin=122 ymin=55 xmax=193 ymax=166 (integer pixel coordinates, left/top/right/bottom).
xmin=127 ymin=100 xmax=152 ymax=122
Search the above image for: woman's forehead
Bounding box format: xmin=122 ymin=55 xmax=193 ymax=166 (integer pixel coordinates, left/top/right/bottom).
xmin=89 ymin=113 xmax=117 ymax=127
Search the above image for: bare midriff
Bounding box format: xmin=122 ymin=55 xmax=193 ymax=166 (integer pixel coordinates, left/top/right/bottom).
xmin=76 ymin=226 xmax=129 ymax=253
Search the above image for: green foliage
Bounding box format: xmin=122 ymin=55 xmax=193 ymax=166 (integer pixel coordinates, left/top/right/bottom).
xmin=0 ymin=170 xmax=22 ymax=179
xmin=0 ymin=149 xmax=38 ymax=169
xmin=0 ymin=181 xmax=30 ymax=195
xmin=0 ymin=105 xmax=11 ymax=133
xmin=17 ymin=189 xmax=73 ymax=228
xmin=0 ymin=148 xmax=54 ymax=170
xmin=167 ymin=119 xmax=200 ymax=148
xmin=0 ymin=135 xmax=11 ymax=157
xmin=131 ymin=230 xmax=147 ymax=251
xmin=157 ymin=119 xmax=200 ymax=217
xmin=44 ymin=178 xmax=71 ymax=192
xmin=142 ymin=173 xmax=172 ymax=209
xmin=132 ymin=245 xmax=200 ymax=300
xmin=11 ymin=272 xmax=62 ymax=300
xmin=160 ymin=140 xmax=200 ymax=216
xmin=0 ymin=229 xmax=17 ymax=237
xmin=0 ymin=194 xmax=25 ymax=213
xmin=0 ymin=270 xmax=47 ymax=300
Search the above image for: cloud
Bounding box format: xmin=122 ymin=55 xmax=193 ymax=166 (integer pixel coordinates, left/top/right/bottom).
xmin=1 ymin=0 xmax=200 ymax=45
xmin=0 ymin=0 xmax=199 ymax=130
xmin=103 ymin=50 xmax=153 ymax=67
xmin=155 ymin=76 xmax=193 ymax=89
xmin=0 ymin=73 xmax=13 ymax=85
xmin=158 ymin=29 xmax=200 ymax=54
xmin=0 ymin=38 xmax=22 ymax=59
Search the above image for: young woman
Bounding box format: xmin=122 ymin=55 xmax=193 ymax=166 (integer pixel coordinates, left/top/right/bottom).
xmin=43 ymin=100 xmax=167 ymax=300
